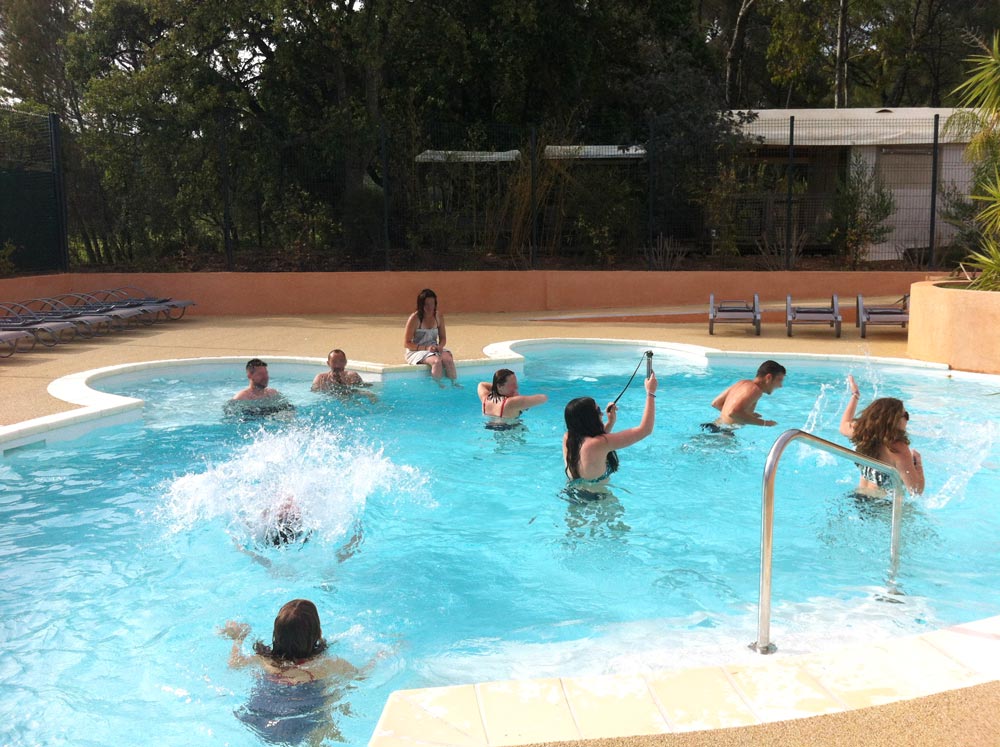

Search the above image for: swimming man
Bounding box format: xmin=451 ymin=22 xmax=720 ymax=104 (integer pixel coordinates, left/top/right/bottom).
xmin=706 ymin=360 xmax=786 ymax=430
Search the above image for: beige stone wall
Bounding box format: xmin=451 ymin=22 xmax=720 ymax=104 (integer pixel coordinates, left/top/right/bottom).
xmin=0 ymin=270 xmax=927 ymax=316
xmin=908 ymin=280 xmax=1000 ymax=374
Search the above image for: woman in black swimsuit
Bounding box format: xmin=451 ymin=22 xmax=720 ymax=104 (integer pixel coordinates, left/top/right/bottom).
xmin=839 ymin=374 xmax=924 ymax=495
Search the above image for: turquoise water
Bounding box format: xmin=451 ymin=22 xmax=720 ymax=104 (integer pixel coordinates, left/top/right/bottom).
xmin=1 ymin=344 xmax=999 ymax=746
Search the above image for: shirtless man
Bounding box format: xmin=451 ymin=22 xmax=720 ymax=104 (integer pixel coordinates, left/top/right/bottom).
xmin=311 ymin=349 xmax=376 ymax=402
xmin=707 ymin=360 xmax=786 ymax=430
xmin=232 ymin=358 xmax=282 ymax=401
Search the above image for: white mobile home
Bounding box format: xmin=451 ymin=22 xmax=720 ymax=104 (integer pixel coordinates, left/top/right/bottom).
xmin=737 ymin=107 xmax=974 ymax=261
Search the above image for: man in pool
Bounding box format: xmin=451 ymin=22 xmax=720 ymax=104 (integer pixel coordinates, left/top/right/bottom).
xmin=227 ymin=358 xmax=295 ymax=417
xmin=233 ymin=358 xmax=282 ymax=401
xmin=311 ymin=349 xmax=376 ymax=402
xmin=705 ymin=359 xmax=786 ymax=431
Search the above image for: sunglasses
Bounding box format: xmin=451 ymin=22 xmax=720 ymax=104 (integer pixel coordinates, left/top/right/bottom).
xmin=903 ymin=411 xmax=910 ymax=420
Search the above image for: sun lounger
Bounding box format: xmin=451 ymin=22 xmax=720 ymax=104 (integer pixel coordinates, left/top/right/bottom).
xmin=0 ymin=302 xmax=79 ymax=346
xmin=786 ymin=294 xmax=842 ymax=337
xmin=709 ymin=293 xmax=761 ymax=335
xmin=54 ymin=292 xmax=153 ymax=329
xmin=105 ymin=286 xmax=196 ymax=320
xmin=0 ymin=328 xmax=36 ymax=358
xmin=19 ymin=297 xmax=115 ymax=338
xmin=856 ymin=294 xmax=909 ymax=338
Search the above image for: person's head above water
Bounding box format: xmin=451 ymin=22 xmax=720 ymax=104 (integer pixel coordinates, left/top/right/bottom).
xmin=488 ymin=369 xmax=517 ymax=400
xmin=415 ymin=288 xmax=437 ymax=322
xmin=851 ymin=397 xmax=910 ymax=457
xmin=254 ymin=599 xmax=327 ymax=662
xmin=245 ymin=359 xmax=269 ymax=389
xmin=327 ymin=349 xmax=348 ymax=372
xmin=754 ymin=360 xmax=786 ymax=394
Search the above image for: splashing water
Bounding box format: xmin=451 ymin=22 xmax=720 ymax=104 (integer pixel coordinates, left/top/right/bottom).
xmin=155 ymin=424 xmax=430 ymax=543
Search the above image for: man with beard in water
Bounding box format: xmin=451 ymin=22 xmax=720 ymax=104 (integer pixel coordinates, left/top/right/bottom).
xmin=226 ymin=359 xmax=295 ymax=419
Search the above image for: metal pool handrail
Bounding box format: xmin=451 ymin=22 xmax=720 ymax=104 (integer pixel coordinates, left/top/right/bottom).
xmin=750 ymin=428 xmax=906 ymax=654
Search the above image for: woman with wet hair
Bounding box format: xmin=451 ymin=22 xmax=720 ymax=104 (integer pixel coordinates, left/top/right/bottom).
xmin=221 ymin=599 xmax=359 ymax=743
xmin=563 ymin=372 xmax=657 ymax=487
xmin=478 ymin=368 xmax=547 ymax=422
xmin=839 ymin=374 xmax=924 ymax=495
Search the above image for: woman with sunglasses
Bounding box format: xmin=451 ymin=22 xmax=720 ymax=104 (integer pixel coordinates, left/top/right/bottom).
xmin=839 ymin=374 xmax=924 ymax=495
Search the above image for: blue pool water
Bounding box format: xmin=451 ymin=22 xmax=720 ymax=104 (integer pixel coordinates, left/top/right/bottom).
xmin=2 ymin=343 xmax=999 ymax=746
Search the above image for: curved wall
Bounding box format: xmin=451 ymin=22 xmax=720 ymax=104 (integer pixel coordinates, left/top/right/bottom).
xmin=908 ymin=281 xmax=1000 ymax=374
xmin=0 ymin=270 xmax=926 ymax=315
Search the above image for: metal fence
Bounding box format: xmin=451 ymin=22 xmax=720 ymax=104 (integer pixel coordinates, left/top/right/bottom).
xmin=0 ymin=110 xmax=978 ymax=273
xmin=0 ymin=108 xmax=68 ymax=274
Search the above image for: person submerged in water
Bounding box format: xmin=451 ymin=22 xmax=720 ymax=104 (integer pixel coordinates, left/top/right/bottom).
xmin=222 ymin=599 xmax=360 ymax=745
xmin=477 ymin=369 xmax=547 ymax=428
xmin=839 ymin=374 xmax=924 ymax=496
xmin=562 ymin=372 xmax=657 ymax=488
xmin=705 ymin=359 xmax=785 ymax=432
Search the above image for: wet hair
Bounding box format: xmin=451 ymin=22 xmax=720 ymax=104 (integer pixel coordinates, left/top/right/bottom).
xmin=416 ymin=289 xmax=437 ymax=322
xmin=850 ymin=397 xmax=909 ymax=459
xmin=756 ymin=360 xmax=786 ymax=378
xmin=253 ymin=599 xmax=327 ymax=663
xmin=246 ymin=358 xmax=267 ymax=373
xmin=327 ymin=349 xmax=346 ymax=359
xmin=563 ymin=397 xmax=618 ymax=479
xmin=488 ymin=369 xmax=514 ymax=401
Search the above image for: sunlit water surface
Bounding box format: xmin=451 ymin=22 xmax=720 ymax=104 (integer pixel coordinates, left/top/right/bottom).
xmin=1 ymin=345 xmax=999 ymax=745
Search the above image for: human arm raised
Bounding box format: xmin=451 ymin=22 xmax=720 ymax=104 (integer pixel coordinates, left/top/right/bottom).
xmin=839 ymin=374 xmax=860 ymax=438
xmin=220 ymin=621 xmax=256 ymax=669
xmin=600 ymin=373 xmax=657 ymax=450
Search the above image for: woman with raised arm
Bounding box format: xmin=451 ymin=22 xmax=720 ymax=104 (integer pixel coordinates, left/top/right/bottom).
xmin=403 ymin=288 xmax=458 ymax=384
xmin=478 ymin=369 xmax=547 ymax=425
xmin=563 ymin=372 xmax=657 ymax=487
xmin=839 ymin=374 xmax=924 ymax=495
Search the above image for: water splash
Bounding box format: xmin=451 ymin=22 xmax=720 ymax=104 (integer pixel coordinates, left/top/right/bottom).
xmin=155 ymin=425 xmax=429 ymax=543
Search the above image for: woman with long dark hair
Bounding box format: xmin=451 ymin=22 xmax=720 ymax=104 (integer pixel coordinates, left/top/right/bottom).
xmin=478 ymin=368 xmax=547 ymax=422
xmin=403 ymin=288 xmax=458 ymax=383
xmin=563 ymin=372 xmax=657 ymax=486
xmin=839 ymin=374 xmax=924 ymax=495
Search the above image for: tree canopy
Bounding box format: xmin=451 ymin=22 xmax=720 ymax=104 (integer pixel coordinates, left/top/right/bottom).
xmin=1 ymin=0 xmax=998 ymax=269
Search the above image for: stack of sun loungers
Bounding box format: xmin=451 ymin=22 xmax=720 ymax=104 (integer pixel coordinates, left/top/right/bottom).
xmin=0 ymin=287 xmax=195 ymax=360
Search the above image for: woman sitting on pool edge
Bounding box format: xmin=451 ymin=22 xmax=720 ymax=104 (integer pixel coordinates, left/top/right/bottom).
xmin=221 ymin=599 xmax=360 ymax=744
xmin=839 ymin=374 xmax=924 ymax=496
xmin=478 ymin=369 xmax=547 ymax=427
xmin=403 ymin=288 xmax=458 ymax=385
xmin=563 ymin=371 xmax=657 ymax=488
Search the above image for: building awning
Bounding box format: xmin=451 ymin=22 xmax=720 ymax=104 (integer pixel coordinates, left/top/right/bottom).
xmin=414 ymin=145 xmax=647 ymax=163
xmin=414 ymin=149 xmax=521 ymax=163
xmin=734 ymin=107 xmax=971 ymax=146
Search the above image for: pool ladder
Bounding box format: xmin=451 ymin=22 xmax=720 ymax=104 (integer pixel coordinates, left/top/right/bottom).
xmin=750 ymin=429 xmax=906 ymax=654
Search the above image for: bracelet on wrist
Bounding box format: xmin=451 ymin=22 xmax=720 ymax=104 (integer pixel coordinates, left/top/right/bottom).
xmin=647 ymin=393 xmax=656 ymax=398
xmin=850 ymin=391 xmax=860 ymax=398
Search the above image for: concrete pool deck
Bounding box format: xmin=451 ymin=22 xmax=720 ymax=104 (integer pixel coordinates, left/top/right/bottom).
xmin=1 ymin=303 xmax=998 ymax=746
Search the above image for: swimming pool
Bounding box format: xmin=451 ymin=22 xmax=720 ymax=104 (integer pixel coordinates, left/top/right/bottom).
xmin=1 ymin=342 xmax=999 ymax=746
